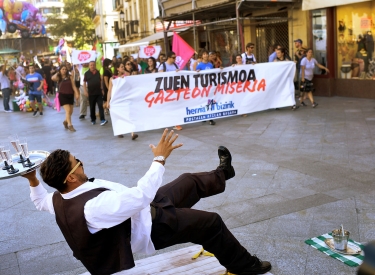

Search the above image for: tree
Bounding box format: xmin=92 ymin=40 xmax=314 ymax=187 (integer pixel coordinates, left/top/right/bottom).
xmin=48 ymin=0 xmax=94 ymax=49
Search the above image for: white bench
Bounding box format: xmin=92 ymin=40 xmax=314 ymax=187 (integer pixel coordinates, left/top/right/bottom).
xmin=80 ymin=244 xmax=273 ymax=275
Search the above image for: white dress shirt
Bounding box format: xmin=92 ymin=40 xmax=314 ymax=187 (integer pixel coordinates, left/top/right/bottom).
xmin=30 ymin=162 xmax=165 ymax=255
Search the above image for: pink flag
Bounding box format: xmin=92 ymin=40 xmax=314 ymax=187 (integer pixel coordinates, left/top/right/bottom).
xmin=172 ymin=32 xmax=195 ymax=69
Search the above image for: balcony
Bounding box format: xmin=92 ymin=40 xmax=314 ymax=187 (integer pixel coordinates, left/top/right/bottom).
xmin=92 ymin=10 xmax=100 ymax=23
xmin=115 ymin=0 xmax=123 ymax=11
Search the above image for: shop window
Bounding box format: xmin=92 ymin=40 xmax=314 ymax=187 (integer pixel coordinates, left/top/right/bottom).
xmin=312 ymin=9 xmax=328 ymax=75
xmin=337 ymin=2 xmax=375 ymax=80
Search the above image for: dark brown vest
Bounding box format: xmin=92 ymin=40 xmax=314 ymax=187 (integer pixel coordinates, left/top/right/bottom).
xmin=52 ymin=188 xmax=135 ymax=275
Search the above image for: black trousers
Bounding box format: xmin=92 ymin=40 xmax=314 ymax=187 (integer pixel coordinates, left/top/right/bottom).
xmin=88 ymin=94 xmax=105 ymax=122
xmin=151 ymin=169 xmax=257 ymax=274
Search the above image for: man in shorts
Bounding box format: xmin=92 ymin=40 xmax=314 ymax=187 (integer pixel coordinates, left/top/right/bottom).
xmin=26 ymin=64 xmax=44 ymax=117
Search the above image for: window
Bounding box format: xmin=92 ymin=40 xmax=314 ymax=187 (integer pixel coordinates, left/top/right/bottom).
xmin=312 ymin=9 xmax=328 ymax=75
xmin=336 ymin=2 xmax=375 ymax=80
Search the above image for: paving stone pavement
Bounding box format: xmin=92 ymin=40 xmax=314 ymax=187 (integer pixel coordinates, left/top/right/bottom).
xmin=0 ymin=96 xmax=375 ymax=275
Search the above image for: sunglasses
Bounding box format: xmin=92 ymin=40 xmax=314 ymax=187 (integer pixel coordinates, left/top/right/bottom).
xmin=63 ymin=158 xmax=83 ymax=184
xmin=126 ymin=63 xmax=131 ymax=65
xmin=250 ymin=47 xmax=254 ymax=49
xmin=171 ymin=56 xmax=176 ymax=59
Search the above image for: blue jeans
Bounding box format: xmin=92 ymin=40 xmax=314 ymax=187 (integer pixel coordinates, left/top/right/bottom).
xmin=2 ymin=88 xmax=11 ymax=111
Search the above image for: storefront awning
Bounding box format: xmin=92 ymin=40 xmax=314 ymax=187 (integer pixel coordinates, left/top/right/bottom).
xmin=302 ymin=0 xmax=371 ymax=10
xmin=118 ymin=32 xmax=169 ymax=52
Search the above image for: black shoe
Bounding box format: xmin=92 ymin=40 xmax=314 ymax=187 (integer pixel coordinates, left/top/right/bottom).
xmin=33 ymin=111 xmax=38 ymax=117
xmin=292 ymin=105 xmax=299 ymax=111
xmin=79 ymin=115 xmax=85 ymax=120
xmin=40 ymin=112 xmax=43 ymax=116
xmin=218 ymin=146 xmax=235 ymax=180
xmin=209 ymin=120 xmax=216 ymax=125
xmin=312 ymin=102 xmax=319 ymax=108
xmin=234 ymin=255 xmax=272 ymax=275
xmin=301 ymin=101 xmax=307 ymax=107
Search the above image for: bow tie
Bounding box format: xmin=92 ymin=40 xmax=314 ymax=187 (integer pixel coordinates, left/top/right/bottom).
xmin=88 ymin=178 xmax=95 ymax=182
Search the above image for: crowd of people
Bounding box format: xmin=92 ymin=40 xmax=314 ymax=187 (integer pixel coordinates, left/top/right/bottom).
xmin=0 ymin=38 xmax=329 ymax=134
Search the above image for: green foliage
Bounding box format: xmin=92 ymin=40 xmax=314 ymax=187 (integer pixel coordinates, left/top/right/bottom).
xmin=48 ymin=0 xmax=95 ymax=49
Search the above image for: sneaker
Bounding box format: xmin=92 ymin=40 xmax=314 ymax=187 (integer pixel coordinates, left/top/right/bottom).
xmin=312 ymin=102 xmax=319 ymax=108
xmin=33 ymin=111 xmax=38 ymax=117
xmin=173 ymin=125 xmax=182 ymax=131
xmin=79 ymin=115 xmax=85 ymax=120
xmin=301 ymin=101 xmax=307 ymax=107
xmin=100 ymin=120 xmax=108 ymax=126
xmin=40 ymin=112 xmax=43 ymax=116
xmin=5 ymin=109 xmax=13 ymax=113
xmin=229 ymin=255 xmax=272 ymax=275
xmin=209 ymin=120 xmax=216 ymax=125
xmin=292 ymin=105 xmax=299 ymax=111
xmin=91 ymin=121 xmax=96 ymax=125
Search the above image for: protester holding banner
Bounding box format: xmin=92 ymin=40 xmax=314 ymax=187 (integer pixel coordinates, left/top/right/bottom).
xmin=158 ymin=51 xmax=183 ymax=131
xmin=300 ymin=48 xmax=329 ymax=108
xmin=241 ymin=43 xmax=257 ymax=65
xmin=145 ymin=57 xmax=158 ymax=74
xmin=196 ymin=50 xmax=216 ymax=126
xmin=192 ymin=52 xmax=202 ymax=71
xmin=107 ymin=62 xmax=138 ymax=140
xmin=232 ymin=54 xmax=244 ymax=66
xmin=52 ymin=65 xmax=80 ymax=132
xmin=209 ymin=51 xmax=222 ymax=68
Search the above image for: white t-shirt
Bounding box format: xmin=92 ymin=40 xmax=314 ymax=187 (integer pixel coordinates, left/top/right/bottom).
xmin=300 ymin=57 xmax=318 ymax=81
xmin=241 ymin=53 xmax=256 ymax=64
xmin=189 ymin=58 xmax=196 ymax=71
xmin=0 ymin=72 xmax=10 ymax=89
xmin=158 ymin=62 xmax=178 ymax=72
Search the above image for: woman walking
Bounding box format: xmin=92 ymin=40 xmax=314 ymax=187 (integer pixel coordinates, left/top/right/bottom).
xmin=274 ymin=47 xmax=298 ymax=111
xmin=145 ymin=57 xmax=158 ymax=74
xmin=106 ymin=62 xmax=139 ymax=140
xmin=52 ymin=65 xmax=80 ymax=131
xmin=300 ymin=48 xmax=329 ymax=108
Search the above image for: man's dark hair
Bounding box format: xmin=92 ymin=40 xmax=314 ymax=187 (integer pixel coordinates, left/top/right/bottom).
xmin=167 ymin=51 xmax=176 ymax=58
xmin=40 ymin=149 xmax=71 ymax=192
xmin=246 ymin=43 xmax=255 ymax=49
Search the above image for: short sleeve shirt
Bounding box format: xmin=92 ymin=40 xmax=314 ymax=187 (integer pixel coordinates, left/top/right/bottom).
xmin=84 ymin=70 xmax=101 ymax=95
xmin=196 ymin=62 xmax=213 ymax=71
xmin=158 ymin=62 xmax=178 ymax=72
xmin=26 ymin=73 xmax=43 ymax=95
xmin=300 ymin=57 xmax=318 ymax=81
xmin=102 ymin=69 xmax=113 ymax=93
xmin=0 ymin=72 xmax=10 ymax=89
xmin=241 ymin=53 xmax=256 ymax=64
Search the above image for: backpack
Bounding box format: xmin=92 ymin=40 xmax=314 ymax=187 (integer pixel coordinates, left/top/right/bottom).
xmin=161 ymin=62 xmax=179 ymax=72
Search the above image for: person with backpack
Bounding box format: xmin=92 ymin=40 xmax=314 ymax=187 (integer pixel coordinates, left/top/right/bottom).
xmin=158 ymin=51 xmax=179 ymax=73
xmin=241 ymin=43 xmax=257 ymax=65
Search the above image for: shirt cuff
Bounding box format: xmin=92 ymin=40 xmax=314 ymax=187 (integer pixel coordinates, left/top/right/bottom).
xmin=30 ymin=181 xmax=48 ymax=197
xmin=151 ymin=161 xmax=165 ymax=173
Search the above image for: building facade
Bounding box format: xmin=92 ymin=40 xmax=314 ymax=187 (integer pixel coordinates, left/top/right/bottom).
xmin=92 ymin=0 xmax=119 ymax=58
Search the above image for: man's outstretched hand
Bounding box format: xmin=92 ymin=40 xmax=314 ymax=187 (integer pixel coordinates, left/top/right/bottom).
xmin=149 ymin=129 xmax=183 ymax=160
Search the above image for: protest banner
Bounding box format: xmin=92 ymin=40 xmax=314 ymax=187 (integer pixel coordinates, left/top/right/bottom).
xmin=110 ymin=62 xmax=296 ymax=135
xmin=139 ymin=45 xmax=162 ymax=59
xmin=71 ymin=50 xmax=96 ymax=64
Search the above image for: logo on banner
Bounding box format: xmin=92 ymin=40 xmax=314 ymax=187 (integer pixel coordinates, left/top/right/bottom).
xmin=144 ymin=46 xmax=156 ymax=57
xmin=77 ymin=51 xmax=91 ymax=62
xmin=184 ymin=99 xmax=237 ymax=123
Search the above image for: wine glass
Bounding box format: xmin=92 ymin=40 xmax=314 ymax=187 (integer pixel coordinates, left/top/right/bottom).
xmin=8 ymin=135 xmax=26 ymax=163
xmin=19 ymin=139 xmax=34 ymax=167
xmin=0 ymin=145 xmax=11 ymax=170
xmin=1 ymin=146 xmax=19 ymax=174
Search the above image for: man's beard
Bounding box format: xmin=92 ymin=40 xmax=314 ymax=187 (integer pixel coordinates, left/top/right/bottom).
xmin=76 ymin=173 xmax=89 ymax=183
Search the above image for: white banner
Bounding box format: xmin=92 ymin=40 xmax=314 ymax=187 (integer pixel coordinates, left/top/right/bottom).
xmin=110 ymin=62 xmax=296 ymax=135
xmin=139 ymin=45 xmax=162 ymax=59
xmin=71 ymin=50 xmax=97 ymax=64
